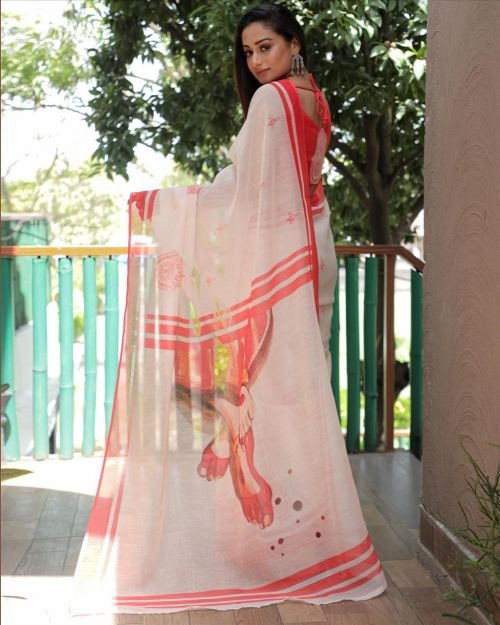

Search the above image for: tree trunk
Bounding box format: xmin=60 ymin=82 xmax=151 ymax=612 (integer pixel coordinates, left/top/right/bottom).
xmin=366 ymin=197 xmax=392 ymax=449
xmin=368 ymin=196 xmax=391 ymax=245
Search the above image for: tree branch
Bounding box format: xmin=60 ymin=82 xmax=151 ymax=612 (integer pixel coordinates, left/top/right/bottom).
xmin=377 ymin=103 xmax=393 ymax=184
xmin=161 ymin=21 xmax=202 ymax=65
xmin=326 ymin=152 xmax=370 ymax=209
xmin=125 ymin=73 xmax=163 ymax=87
xmin=4 ymin=103 xmax=86 ymax=117
xmin=361 ymin=33 xmax=373 ymax=76
xmin=364 ymin=114 xmax=382 ymax=195
xmin=330 ymin=136 xmax=365 ymax=175
xmin=30 ymin=150 xmax=60 ymax=213
xmin=389 ymin=148 xmax=422 ymax=188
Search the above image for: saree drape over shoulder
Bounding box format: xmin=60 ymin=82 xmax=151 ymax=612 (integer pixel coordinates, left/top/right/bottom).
xmin=72 ymin=78 xmax=386 ymax=615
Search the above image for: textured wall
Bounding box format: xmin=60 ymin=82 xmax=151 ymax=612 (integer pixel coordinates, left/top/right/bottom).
xmin=423 ymin=0 xmax=500 ymax=532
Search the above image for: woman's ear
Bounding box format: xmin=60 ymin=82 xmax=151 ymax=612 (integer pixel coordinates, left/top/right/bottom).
xmin=291 ymin=38 xmax=300 ymax=55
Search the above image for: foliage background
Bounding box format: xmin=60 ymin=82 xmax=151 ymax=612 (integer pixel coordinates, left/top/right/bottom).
xmin=76 ymin=0 xmax=427 ymax=244
xmin=2 ymin=0 xmax=427 ymax=246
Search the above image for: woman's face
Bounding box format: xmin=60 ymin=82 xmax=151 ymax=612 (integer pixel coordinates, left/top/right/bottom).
xmin=242 ymin=22 xmax=299 ymax=84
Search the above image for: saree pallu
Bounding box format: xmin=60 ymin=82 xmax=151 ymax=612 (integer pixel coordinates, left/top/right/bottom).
xmin=72 ymin=79 xmax=386 ymax=615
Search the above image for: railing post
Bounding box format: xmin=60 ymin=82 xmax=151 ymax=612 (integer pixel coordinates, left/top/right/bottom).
xmin=330 ymin=277 xmax=340 ymax=419
xmin=83 ymin=257 xmax=97 ymax=456
xmin=410 ymin=269 xmax=423 ymax=459
xmin=32 ymin=257 xmax=49 ymax=459
xmin=345 ymin=256 xmax=360 ymax=452
xmin=364 ymin=256 xmax=378 ymax=452
xmin=58 ymin=257 xmax=74 ymax=459
xmin=1 ymin=258 xmax=20 ymax=460
xmin=384 ymin=255 xmax=396 ymax=451
xmin=104 ymin=258 xmax=119 ymax=434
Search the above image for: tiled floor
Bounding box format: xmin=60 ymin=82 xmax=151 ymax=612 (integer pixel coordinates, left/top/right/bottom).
xmin=0 ymin=452 xmax=479 ymax=624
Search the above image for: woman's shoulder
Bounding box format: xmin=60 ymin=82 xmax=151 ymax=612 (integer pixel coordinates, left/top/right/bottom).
xmin=253 ymin=82 xmax=281 ymax=101
xmin=248 ymin=82 xmax=283 ymax=115
xmin=250 ymin=79 xmax=296 ymax=111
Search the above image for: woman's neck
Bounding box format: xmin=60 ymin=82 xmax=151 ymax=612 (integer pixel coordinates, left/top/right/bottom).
xmin=285 ymin=71 xmax=312 ymax=88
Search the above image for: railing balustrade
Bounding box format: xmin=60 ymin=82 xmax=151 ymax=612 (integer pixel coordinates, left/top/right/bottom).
xmin=0 ymin=244 xmax=424 ymax=461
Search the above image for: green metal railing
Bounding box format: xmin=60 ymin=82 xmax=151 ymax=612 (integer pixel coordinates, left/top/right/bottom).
xmin=335 ymin=245 xmax=424 ymax=454
xmin=104 ymin=260 xmax=119 ymax=435
xmin=1 ymin=258 xmax=20 ymax=459
xmin=410 ymin=269 xmax=423 ymax=458
xmin=363 ymin=257 xmax=379 ymax=452
xmin=82 ymin=257 xmax=97 ymax=457
xmin=0 ymin=244 xmax=424 ymax=460
xmin=58 ymin=257 xmax=74 ymax=459
xmin=32 ymin=258 xmax=49 ymax=460
xmin=345 ymin=256 xmax=361 ymax=452
xmin=1 ymin=246 xmax=123 ymax=461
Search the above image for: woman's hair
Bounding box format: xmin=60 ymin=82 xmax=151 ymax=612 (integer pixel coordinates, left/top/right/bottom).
xmin=234 ymin=3 xmax=308 ymax=117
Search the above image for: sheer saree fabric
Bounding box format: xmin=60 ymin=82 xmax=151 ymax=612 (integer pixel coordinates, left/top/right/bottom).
xmin=72 ymin=79 xmax=386 ymax=615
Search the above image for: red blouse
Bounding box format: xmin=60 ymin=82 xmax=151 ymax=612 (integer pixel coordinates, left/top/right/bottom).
xmin=291 ymin=75 xmax=331 ymax=210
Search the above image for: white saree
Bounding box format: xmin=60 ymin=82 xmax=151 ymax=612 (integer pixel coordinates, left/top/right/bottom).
xmin=72 ymin=78 xmax=386 ymax=615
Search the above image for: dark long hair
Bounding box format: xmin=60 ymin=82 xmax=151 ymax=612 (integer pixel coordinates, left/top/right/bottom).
xmin=234 ymin=3 xmax=308 ymax=117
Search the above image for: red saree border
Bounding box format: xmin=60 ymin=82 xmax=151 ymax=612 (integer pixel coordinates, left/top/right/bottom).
xmin=144 ymin=268 xmax=312 ymax=350
xmin=116 ymin=535 xmax=371 ymax=599
xmin=128 ymin=189 xmax=159 ymax=223
xmin=114 ymin=565 xmax=383 ymax=609
xmin=272 ymin=79 xmax=320 ymax=318
xmin=143 ymin=254 xmax=312 ymax=345
xmin=113 ymin=535 xmax=377 ymax=607
xmin=144 ymin=245 xmax=311 ymax=326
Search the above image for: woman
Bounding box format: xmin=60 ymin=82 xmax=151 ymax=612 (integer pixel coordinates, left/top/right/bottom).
xmin=73 ymin=3 xmax=387 ymax=615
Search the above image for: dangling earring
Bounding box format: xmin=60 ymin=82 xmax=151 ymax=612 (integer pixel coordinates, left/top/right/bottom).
xmin=289 ymin=52 xmax=305 ymax=77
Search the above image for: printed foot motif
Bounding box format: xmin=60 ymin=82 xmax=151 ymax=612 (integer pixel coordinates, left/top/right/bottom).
xmin=230 ymin=428 xmax=273 ymax=529
xmin=197 ymin=440 xmax=230 ymax=481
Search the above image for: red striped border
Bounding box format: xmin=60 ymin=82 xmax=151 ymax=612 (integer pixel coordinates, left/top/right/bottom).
xmin=114 ymin=564 xmax=383 ymax=609
xmin=144 ymin=269 xmax=312 ymax=350
xmin=143 ymin=245 xmax=311 ymax=326
xmin=144 ymin=255 xmax=311 ymax=341
xmin=116 ymin=535 xmax=371 ymax=600
xmin=252 ymin=244 xmax=310 ymax=287
xmin=271 ymin=80 xmax=320 ymax=317
xmin=115 ymin=565 xmax=383 ymax=608
xmin=147 ymin=190 xmax=158 ymax=221
xmin=113 ymin=536 xmax=376 ymax=605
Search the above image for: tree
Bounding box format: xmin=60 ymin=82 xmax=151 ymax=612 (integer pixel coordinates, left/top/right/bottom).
xmin=2 ymin=157 xmax=128 ymax=333
xmin=3 ymin=158 xmax=126 ymax=245
xmin=1 ymin=8 xmax=125 ymax=246
xmin=77 ymin=0 xmax=427 ymax=245
xmin=0 ymin=5 xmax=190 ymax=245
xmin=0 ymin=10 xmax=92 ymax=115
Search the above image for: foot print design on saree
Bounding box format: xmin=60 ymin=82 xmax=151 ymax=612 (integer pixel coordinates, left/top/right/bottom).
xmin=188 ymin=310 xmax=275 ymax=529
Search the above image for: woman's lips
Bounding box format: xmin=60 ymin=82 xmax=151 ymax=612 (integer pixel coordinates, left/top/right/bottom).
xmin=257 ymin=68 xmax=270 ymax=75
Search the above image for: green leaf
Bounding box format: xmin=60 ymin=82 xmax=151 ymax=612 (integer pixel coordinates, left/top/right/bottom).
xmin=388 ymin=46 xmax=407 ymax=66
xmin=370 ymin=44 xmax=388 ymax=58
xmin=413 ymin=58 xmax=426 ymax=81
xmin=364 ymin=24 xmax=375 ymax=39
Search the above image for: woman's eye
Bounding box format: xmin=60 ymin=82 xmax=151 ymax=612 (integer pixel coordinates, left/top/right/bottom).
xmin=260 ymin=45 xmax=270 ymax=52
xmin=244 ymin=50 xmax=252 ymax=57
